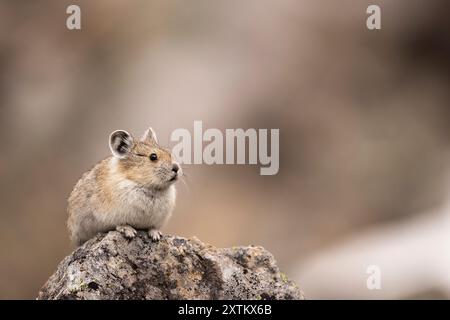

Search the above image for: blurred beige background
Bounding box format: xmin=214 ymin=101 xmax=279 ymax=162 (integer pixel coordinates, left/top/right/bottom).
xmin=0 ymin=0 xmax=449 ymax=299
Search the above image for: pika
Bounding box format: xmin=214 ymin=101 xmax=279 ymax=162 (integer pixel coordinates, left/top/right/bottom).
xmin=67 ymin=127 xmax=181 ymax=246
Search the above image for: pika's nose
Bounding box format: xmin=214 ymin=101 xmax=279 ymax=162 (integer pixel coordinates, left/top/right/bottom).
xmin=172 ymin=163 xmax=179 ymax=173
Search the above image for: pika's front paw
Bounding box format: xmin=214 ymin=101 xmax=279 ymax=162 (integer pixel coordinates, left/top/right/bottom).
xmin=116 ymin=225 xmax=137 ymax=239
xmin=148 ymin=229 xmax=162 ymax=242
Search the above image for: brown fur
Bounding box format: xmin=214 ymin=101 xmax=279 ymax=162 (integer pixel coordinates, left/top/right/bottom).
xmin=67 ymin=128 xmax=180 ymax=246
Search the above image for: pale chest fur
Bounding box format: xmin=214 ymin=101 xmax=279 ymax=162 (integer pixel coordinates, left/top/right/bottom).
xmin=97 ymin=179 xmax=176 ymax=230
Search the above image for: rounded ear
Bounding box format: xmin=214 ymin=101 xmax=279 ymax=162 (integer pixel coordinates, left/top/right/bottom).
xmin=141 ymin=127 xmax=158 ymax=144
xmin=109 ymin=130 xmax=134 ymax=158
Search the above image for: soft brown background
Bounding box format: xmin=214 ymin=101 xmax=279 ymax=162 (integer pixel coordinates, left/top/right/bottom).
xmin=0 ymin=0 xmax=449 ymax=299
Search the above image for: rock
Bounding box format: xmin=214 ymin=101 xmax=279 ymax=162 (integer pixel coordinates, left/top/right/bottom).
xmin=37 ymin=231 xmax=304 ymax=300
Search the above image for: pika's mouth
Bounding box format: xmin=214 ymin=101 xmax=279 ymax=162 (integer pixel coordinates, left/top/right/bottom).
xmin=169 ymin=174 xmax=178 ymax=182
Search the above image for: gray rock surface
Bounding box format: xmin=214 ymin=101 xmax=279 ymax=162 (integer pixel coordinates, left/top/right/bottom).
xmin=37 ymin=231 xmax=304 ymax=300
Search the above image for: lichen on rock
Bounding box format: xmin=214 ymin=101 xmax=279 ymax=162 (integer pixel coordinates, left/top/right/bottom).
xmin=37 ymin=231 xmax=304 ymax=300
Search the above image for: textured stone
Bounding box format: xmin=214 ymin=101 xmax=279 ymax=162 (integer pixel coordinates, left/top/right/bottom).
xmin=37 ymin=231 xmax=304 ymax=300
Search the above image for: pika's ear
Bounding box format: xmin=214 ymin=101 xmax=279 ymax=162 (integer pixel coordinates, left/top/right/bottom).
xmin=109 ymin=130 xmax=134 ymax=158
xmin=140 ymin=127 xmax=158 ymax=144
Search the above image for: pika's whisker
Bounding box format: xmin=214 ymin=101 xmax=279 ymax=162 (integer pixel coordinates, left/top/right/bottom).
xmin=180 ymin=175 xmax=190 ymax=194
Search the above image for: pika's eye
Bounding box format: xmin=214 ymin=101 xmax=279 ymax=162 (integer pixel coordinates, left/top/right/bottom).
xmin=149 ymin=153 xmax=158 ymax=161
